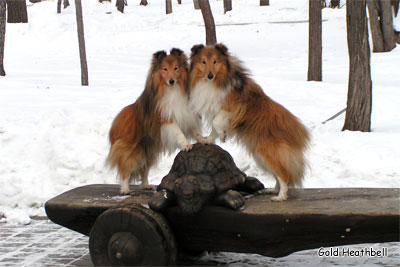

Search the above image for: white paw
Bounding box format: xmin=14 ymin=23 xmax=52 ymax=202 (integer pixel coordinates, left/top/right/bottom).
xmin=198 ymin=135 xmax=214 ymax=145
xmin=270 ymin=195 xmax=287 ymax=202
xmin=181 ymin=142 xmax=193 ymax=151
xmin=120 ymin=187 xmax=131 ymax=195
xmin=120 ymin=180 xmax=130 ymax=195
xmin=219 ymin=131 xmax=226 ymax=143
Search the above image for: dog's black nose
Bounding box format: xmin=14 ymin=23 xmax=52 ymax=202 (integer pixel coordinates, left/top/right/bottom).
xmin=169 ymin=78 xmax=175 ymax=85
xmin=207 ymin=73 xmax=214 ymax=80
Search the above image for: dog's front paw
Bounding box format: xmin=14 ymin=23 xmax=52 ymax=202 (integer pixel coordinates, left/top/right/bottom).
xmin=198 ymin=135 xmax=215 ymax=145
xmin=120 ymin=187 xmax=131 ymax=195
xmin=120 ymin=180 xmax=131 ymax=195
xmin=181 ymin=142 xmax=193 ymax=151
xmin=219 ymin=131 xmax=226 ymax=143
xmin=271 ymin=195 xmax=287 ymax=202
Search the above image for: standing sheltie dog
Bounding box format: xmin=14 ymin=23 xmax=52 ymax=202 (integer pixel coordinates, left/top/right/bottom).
xmin=108 ymin=48 xmax=202 ymax=194
xmin=189 ymin=44 xmax=310 ymax=201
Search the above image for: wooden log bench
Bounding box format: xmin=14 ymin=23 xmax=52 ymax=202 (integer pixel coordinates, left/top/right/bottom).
xmin=45 ymin=185 xmax=400 ymax=266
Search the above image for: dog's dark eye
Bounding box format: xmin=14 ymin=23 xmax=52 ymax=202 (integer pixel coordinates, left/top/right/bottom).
xmin=213 ymin=60 xmax=217 ymax=64
xmin=202 ymin=61 xmax=206 ymax=65
xmin=163 ymin=68 xmax=167 ymax=71
xmin=174 ymin=66 xmax=178 ymax=71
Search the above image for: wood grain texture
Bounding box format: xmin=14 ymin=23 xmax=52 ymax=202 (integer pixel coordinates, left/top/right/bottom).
xmin=45 ymin=185 xmax=400 ymax=257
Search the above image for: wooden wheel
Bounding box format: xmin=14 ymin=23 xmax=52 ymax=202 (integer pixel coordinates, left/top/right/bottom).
xmin=89 ymin=205 xmax=176 ymax=266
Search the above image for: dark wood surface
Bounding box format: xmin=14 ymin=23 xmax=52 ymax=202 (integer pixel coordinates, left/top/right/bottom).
xmin=45 ymin=185 xmax=400 ymax=257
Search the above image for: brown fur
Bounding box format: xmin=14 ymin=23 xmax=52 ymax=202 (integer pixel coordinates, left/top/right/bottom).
xmin=189 ymin=44 xmax=310 ymax=201
xmin=108 ymin=48 xmax=196 ymax=194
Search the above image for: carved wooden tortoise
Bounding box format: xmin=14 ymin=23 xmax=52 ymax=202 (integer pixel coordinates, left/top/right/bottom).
xmin=149 ymin=143 xmax=264 ymax=214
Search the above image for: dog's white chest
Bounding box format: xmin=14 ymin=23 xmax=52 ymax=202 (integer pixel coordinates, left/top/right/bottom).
xmin=190 ymin=81 xmax=228 ymax=122
xmin=157 ymin=87 xmax=197 ymax=131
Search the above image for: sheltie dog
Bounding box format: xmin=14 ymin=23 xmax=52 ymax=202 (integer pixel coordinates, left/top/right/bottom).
xmin=189 ymin=44 xmax=310 ymax=201
xmin=108 ymin=48 xmax=202 ymax=194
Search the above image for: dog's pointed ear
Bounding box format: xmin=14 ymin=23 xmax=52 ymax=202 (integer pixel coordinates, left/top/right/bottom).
xmin=215 ymin=43 xmax=229 ymax=57
xmin=153 ymin=50 xmax=167 ymax=63
xmin=171 ymin=48 xmax=188 ymax=67
xmin=170 ymin=48 xmax=184 ymax=57
xmin=171 ymin=48 xmax=188 ymax=61
xmin=190 ymin=44 xmax=204 ymax=58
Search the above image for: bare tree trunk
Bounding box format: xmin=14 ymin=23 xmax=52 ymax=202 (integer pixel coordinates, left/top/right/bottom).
xmin=308 ymin=0 xmax=322 ymax=81
xmin=380 ymin=0 xmax=396 ymax=51
xmin=199 ymin=0 xmax=216 ymax=45
xmin=64 ymin=0 xmax=70 ymax=9
xmin=140 ymin=0 xmax=148 ymax=6
xmin=367 ymin=0 xmax=396 ymax=52
xmin=223 ymin=0 xmax=232 ymax=13
xmin=393 ymin=0 xmax=399 ymax=17
xmin=0 ymin=0 xmax=6 ymax=76
xmin=116 ymin=0 xmax=125 ymax=13
xmin=166 ymin=0 xmax=172 ymax=14
xmin=343 ymin=0 xmax=372 ymax=132
xmin=75 ymin=0 xmax=88 ymax=86
xmin=260 ymin=0 xmax=269 ymax=6
xmin=57 ymin=0 xmax=70 ymax=13
xmin=6 ymin=0 xmax=28 ymax=23
xmin=57 ymin=0 xmax=62 ymax=13
xmin=396 ymin=30 xmax=400 ymax=44
xmin=367 ymin=0 xmax=384 ymax=52
xmin=193 ymin=0 xmax=200 ymax=10
xmin=329 ymin=0 xmax=340 ymax=8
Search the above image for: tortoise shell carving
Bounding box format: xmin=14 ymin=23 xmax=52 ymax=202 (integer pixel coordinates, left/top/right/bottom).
xmin=149 ymin=144 xmax=264 ymax=214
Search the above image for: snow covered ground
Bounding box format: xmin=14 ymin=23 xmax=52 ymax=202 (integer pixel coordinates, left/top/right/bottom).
xmin=0 ymin=0 xmax=399 ymax=264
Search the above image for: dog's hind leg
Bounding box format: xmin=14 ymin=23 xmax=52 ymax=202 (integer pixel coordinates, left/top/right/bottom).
xmin=140 ymin=167 xmax=154 ymax=190
xmin=255 ymin=144 xmax=290 ymax=201
xmin=270 ymin=175 xmax=288 ymax=202
xmin=265 ymin=177 xmax=280 ymax=195
xmin=120 ymin=171 xmax=132 ymax=195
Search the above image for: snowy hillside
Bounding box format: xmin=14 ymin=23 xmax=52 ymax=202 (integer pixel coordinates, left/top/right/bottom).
xmin=0 ymin=0 xmax=399 ymax=228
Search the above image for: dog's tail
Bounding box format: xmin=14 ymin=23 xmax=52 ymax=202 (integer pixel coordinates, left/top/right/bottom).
xmin=280 ymin=146 xmax=308 ymax=188
xmin=107 ymin=140 xmax=143 ymax=182
xmin=276 ymin=112 xmax=310 ymax=188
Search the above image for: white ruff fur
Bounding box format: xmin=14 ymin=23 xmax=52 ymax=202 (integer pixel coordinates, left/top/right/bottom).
xmin=190 ymin=80 xmax=229 ymax=126
xmin=157 ymin=85 xmax=199 ymax=153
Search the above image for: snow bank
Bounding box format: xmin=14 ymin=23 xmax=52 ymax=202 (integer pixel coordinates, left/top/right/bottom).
xmin=1 ymin=0 xmax=399 ymax=226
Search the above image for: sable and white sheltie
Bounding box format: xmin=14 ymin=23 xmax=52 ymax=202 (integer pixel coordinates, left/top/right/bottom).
xmin=108 ymin=48 xmax=202 ymax=194
xmin=189 ymin=44 xmax=310 ymax=201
